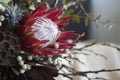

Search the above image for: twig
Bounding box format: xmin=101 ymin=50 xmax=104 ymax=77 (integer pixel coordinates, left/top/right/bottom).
xmin=102 ymin=43 xmax=120 ymax=52
xmin=83 ymin=49 xmax=107 ymax=60
xmin=52 ymin=0 xmax=59 ymax=7
xmin=59 ymin=68 xmax=120 ymax=80
xmin=74 ymin=41 xmax=96 ymax=51
xmin=62 ymin=68 xmax=120 ymax=75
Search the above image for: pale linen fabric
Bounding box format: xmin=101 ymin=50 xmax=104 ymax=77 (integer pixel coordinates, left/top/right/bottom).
xmin=56 ymin=42 xmax=120 ymax=80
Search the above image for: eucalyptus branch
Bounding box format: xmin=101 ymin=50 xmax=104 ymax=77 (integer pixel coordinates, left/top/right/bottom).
xmin=62 ymin=1 xmax=77 ymax=10
xmin=83 ymin=49 xmax=107 ymax=60
xmin=62 ymin=68 xmax=120 ymax=75
xmin=59 ymin=68 xmax=120 ymax=80
xmin=102 ymin=43 xmax=120 ymax=52
xmin=79 ymin=2 xmax=88 ymax=15
xmin=52 ymin=0 xmax=59 ymax=7
xmin=91 ymin=77 xmax=108 ymax=80
xmin=74 ymin=41 xmax=96 ymax=51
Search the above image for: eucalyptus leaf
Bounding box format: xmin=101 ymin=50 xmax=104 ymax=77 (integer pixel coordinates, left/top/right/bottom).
xmin=72 ymin=14 xmax=80 ymax=23
xmin=85 ymin=13 xmax=92 ymax=27
xmin=63 ymin=9 xmax=73 ymax=16
xmin=85 ymin=17 xmax=89 ymax=26
xmin=104 ymin=20 xmax=110 ymax=24
xmin=96 ymin=15 xmax=101 ymax=20
xmin=95 ymin=21 xmax=99 ymax=29
xmin=62 ymin=0 xmax=66 ymax=5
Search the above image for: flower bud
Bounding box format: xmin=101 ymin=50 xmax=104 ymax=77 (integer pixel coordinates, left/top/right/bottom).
xmin=20 ymin=69 xmax=25 ymax=74
xmin=0 ymin=4 xmax=5 ymax=12
xmin=28 ymin=55 xmax=33 ymax=61
xmin=0 ymin=22 xmax=2 ymax=26
xmin=0 ymin=15 xmax=5 ymax=21
xmin=19 ymin=60 xmax=24 ymax=65
xmin=22 ymin=64 xmax=28 ymax=70
xmin=17 ymin=56 xmax=22 ymax=61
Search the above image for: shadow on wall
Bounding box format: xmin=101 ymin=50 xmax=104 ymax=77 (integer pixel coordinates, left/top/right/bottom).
xmin=89 ymin=0 xmax=120 ymax=43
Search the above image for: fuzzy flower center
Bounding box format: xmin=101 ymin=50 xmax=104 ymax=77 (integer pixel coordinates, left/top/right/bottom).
xmin=32 ymin=17 xmax=60 ymax=48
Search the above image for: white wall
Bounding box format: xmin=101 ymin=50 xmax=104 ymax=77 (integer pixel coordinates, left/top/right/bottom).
xmin=90 ymin=0 xmax=120 ymax=43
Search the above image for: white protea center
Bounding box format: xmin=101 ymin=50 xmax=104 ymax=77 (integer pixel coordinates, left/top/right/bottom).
xmin=32 ymin=17 xmax=60 ymax=48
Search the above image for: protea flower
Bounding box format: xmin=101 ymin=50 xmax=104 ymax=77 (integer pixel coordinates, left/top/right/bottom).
xmin=19 ymin=4 xmax=78 ymax=55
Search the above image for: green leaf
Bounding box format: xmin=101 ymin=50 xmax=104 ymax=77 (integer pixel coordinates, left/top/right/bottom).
xmin=63 ymin=9 xmax=73 ymax=16
xmin=85 ymin=17 xmax=89 ymax=26
xmin=62 ymin=0 xmax=66 ymax=5
xmin=72 ymin=14 xmax=80 ymax=23
xmin=95 ymin=15 xmax=101 ymax=20
xmin=104 ymin=20 xmax=110 ymax=24
xmin=84 ymin=13 xmax=92 ymax=27
xmin=95 ymin=21 xmax=99 ymax=29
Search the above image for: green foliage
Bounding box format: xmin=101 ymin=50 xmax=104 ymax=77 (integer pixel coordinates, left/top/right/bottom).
xmin=72 ymin=14 xmax=80 ymax=23
xmin=85 ymin=13 xmax=92 ymax=26
xmin=62 ymin=0 xmax=66 ymax=5
xmin=95 ymin=15 xmax=101 ymax=20
xmin=63 ymin=9 xmax=74 ymax=16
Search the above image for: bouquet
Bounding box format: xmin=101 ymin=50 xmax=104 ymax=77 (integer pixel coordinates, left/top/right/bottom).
xmin=0 ymin=0 xmax=119 ymax=80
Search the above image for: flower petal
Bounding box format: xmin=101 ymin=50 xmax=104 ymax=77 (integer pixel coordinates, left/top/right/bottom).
xmin=26 ymin=37 xmax=49 ymax=47
xmin=31 ymin=4 xmax=46 ymax=17
xmin=42 ymin=8 xmax=62 ymax=20
xmin=56 ymin=40 xmax=75 ymax=47
xmin=58 ymin=23 xmax=67 ymax=28
xmin=59 ymin=31 xmax=78 ymax=39
xmin=54 ymin=16 xmax=70 ymax=25
xmin=39 ymin=50 xmax=54 ymax=55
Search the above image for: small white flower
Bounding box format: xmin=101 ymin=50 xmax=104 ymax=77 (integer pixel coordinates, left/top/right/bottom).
xmin=36 ymin=63 xmax=41 ymax=66
xmin=19 ymin=60 xmax=24 ymax=65
xmin=17 ymin=56 xmax=22 ymax=61
xmin=0 ymin=4 xmax=5 ymax=12
xmin=0 ymin=22 xmax=2 ymax=26
xmin=27 ymin=65 xmax=31 ymax=70
xmin=0 ymin=4 xmax=3 ymax=10
xmin=20 ymin=69 xmax=25 ymax=74
xmin=0 ymin=15 xmax=5 ymax=21
xmin=20 ymin=51 xmax=25 ymax=54
xmin=22 ymin=64 xmax=28 ymax=70
xmin=27 ymin=55 xmax=33 ymax=61
xmin=55 ymin=43 xmax=59 ymax=49
xmin=37 ymin=0 xmax=41 ymax=2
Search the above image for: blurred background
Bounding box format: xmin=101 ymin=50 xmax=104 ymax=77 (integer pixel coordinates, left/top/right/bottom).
xmin=78 ymin=0 xmax=120 ymax=80
xmin=90 ymin=0 xmax=120 ymax=43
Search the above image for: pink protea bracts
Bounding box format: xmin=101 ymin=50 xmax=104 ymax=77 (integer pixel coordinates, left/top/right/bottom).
xmin=19 ymin=4 xmax=78 ymax=55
